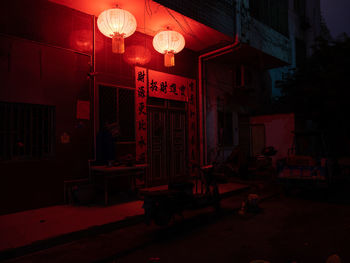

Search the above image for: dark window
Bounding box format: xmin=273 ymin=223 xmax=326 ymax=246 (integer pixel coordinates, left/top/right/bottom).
xmin=0 ymin=102 xmax=55 ymax=161
xmin=294 ymin=0 xmax=306 ymax=16
xmin=295 ymin=38 xmax=307 ymax=67
xmin=218 ymin=110 xmax=233 ymax=147
xmin=99 ymin=86 xmax=117 ymax=127
xmin=234 ymin=65 xmax=250 ymax=89
xmin=118 ymin=88 xmax=135 ymax=141
xmin=168 ymin=100 xmax=186 ymax=109
xmin=148 ymin=97 xmax=166 ymax=107
xmin=99 ymin=85 xmax=135 ymax=142
xmin=249 ymin=0 xmax=289 ymax=37
xmin=236 ymin=66 xmax=242 ymax=87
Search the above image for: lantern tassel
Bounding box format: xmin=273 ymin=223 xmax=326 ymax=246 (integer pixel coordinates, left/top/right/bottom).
xmin=164 ymin=51 xmax=175 ymax=67
xmin=112 ymin=33 xmax=125 ymax=54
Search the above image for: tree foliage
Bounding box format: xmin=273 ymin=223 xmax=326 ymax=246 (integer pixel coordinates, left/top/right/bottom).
xmin=275 ymin=35 xmax=350 ymax=156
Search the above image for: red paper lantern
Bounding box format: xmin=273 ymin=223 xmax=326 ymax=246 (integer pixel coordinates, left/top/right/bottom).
xmin=153 ymin=30 xmax=185 ymax=67
xmin=97 ymin=8 xmax=137 ymax=54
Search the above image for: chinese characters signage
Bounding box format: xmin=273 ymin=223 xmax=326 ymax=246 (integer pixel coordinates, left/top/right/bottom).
xmin=148 ymin=70 xmax=188 ymax=102
xmin=135 ymin=67 xmax=147 ymax=164
xmin=187 ymin=79 xmax=197 ymax=168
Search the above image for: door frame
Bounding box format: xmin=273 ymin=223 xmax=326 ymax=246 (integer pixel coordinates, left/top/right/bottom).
xmin=147 ymin=99 xmax=188 ymax=186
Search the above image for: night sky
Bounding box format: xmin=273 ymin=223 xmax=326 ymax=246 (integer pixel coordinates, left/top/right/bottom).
xmin=320 ymin=0 xmax=350 ymax=38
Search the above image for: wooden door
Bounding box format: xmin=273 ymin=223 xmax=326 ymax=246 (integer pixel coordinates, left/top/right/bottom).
xmin=168 ymin=110 xmax=187 ymax=182
xmin=148 ymin=109 xmax=167 ymax=186
xmin=147 ymin=103 xmax=187 ymax=186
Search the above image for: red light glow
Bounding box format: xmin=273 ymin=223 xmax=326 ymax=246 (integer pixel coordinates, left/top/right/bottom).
xmin=123 ymin=45 xmax=151 ymax=65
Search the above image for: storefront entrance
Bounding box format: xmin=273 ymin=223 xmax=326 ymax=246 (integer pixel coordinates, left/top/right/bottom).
xmin=147 ymin=98 xmax=187 ymax=186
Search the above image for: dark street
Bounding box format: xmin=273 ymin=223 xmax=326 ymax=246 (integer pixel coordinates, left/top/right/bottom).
xmin=5 ymin=188 xmax=350 ymax=263
xmin=103 ymin=193 xmax=350 ymax=263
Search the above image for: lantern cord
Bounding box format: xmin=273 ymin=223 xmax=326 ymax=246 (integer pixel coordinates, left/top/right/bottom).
xmin=164 ymin=8 xmax=187 ymax=35
xmin=165 ymin=7 xmax=206 ymax=45
xmin=144 ymin=0 xmax=147 ymax=52
xmin=181 ymin=14 xmax=196 ymax=37
xmin=146 ymin=0 xmax=162 ymax=16
xmin=145 ymin=0 xmax=152 ymax=16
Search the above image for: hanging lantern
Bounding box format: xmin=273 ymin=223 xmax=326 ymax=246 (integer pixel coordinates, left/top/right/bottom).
xmin=153 ymin=30 xmax=185 ymax=67
xmin=97 ymin=8 xmax=137 ymax=54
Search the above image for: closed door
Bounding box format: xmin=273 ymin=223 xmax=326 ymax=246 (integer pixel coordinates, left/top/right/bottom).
xmin=148 ymin=109 xmax=167 ymax=185
xmin=168 ymin=110 xmax=186 ymax=181
xmin=148 ymin=105 xmax=187 ymax=186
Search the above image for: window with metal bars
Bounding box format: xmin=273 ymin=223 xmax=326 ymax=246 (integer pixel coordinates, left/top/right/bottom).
xmin=0 ymin=102 xmax=55 ymax=161
xmin=249 ymin=0 xmax=289 ymax=37
xmin=295 ymin=38 xmax=307 ymax=68
xmin=217 ymin=97 xmax=234 ymax=147
xmin=294 ymin=0 xmax=306 ymax=16
xmin=99 ymin=85 xmax=135 ymax=142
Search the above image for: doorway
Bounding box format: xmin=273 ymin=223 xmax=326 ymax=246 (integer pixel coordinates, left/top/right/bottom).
xmin=147 ymin=98 xmax=187 ymax=186
xmin=250 ymin=124 xmax=266 ymax=156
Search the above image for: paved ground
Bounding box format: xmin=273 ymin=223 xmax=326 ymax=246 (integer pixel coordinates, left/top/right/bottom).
xmin=4 ymin=184 xmax=350 ymax=263
xmin=113 ymin=193 xmax=350 ymax=263
xmin=0 ymin=182 xmax=247 ymax=254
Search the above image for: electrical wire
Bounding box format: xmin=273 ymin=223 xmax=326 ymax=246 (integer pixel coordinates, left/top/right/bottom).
xmin=164 ymin=7 xmax=206 ymax=45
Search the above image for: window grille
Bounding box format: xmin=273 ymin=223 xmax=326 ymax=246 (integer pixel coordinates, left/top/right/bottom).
xmin=99 ymin=86 xmax=117 ymax=128
xmin=99 ymin=85 xmax=135 ymax=142
xmin=0 ymin=102 xmax=55 ymax=161
xmin=217 ymin=97 xmax=233 ymax=147
xmin=118 ymin=88 xmax=135 ymax=141
xmin=249 ymin=0 xmax=289 ymax=37
xmin=295 ymin=38 xmax=307 ymax=68
xmin=168 ymin=100 xmax=186 ymax=109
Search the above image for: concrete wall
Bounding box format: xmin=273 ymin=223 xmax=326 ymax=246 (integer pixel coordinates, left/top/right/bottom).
xmin=205 ymin=62 xmax=238 ymax=163
xmin=250 ymin=113 xmax=295 ymax=165
xmin=204 ymin=58 xmax=272 ymax=163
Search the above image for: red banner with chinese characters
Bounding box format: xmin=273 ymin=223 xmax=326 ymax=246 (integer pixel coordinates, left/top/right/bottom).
xmin=135 ymin=67 xmax=147 ymax=164
xmin=148 ymin=70 xmax=188 ymax=102
xmin=187 ymin=79 xmax=197 ymax=169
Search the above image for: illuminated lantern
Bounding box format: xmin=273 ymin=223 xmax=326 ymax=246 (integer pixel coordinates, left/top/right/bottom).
xmin=153 ymin=30 xmax=185 ymax=67
xmin=97 ymin=8 xmax=137 ymax=54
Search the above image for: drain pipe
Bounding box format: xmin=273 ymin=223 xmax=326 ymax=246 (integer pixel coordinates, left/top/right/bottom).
xmin=198 ymin=38 xmax=241 ymax=165
xmin=88 ymin=14 xmax=97 ymax=180
xmin=92 ymin=15 xmax=96 ymax=162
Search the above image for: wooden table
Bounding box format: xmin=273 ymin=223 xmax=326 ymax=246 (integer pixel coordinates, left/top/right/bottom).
xmin=90 ymin=164 xmax=147 ymax=205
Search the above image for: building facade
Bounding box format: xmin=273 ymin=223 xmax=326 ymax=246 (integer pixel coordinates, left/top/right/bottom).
xmin=0 ymin=0 xmax=321 ymax=214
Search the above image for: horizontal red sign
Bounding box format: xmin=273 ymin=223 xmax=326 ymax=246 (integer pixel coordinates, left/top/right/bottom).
xmin=148 ymin=70 xmax=190 ymax=102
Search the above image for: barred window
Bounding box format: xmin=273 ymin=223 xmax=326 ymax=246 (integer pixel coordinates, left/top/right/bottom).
xmin=217 ymin=97 xmax=233 ymax=147
xmin=99 ymin=85 xmax=135 ymax=142
xmin=0 ymin=102 xmax=55 ymax=161
xmin=294 ymin=0 xmax=306 ymax=16
xmin=218 ymin=110 xmax=234 ymax=147
xmin=249 ymin=0 xmax=289 ymax=37
xmin=295 ymin=38 xmax=307 ymax=68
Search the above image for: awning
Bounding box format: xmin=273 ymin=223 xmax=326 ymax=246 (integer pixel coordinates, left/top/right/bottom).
xmin=209 ymin=43 xmax=289 ymax=70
